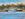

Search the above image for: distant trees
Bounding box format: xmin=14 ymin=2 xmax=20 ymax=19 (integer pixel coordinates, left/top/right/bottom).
xmin=6 ymin=4 xmax=11 ymax=8
xmin=0 ymin=4 xmax=6 ymax=10
xmin=0 ymin=6 xmax=5 ymax=10
xmin=0 ymin=4 xmax=25 ymax=10
xmin=16 ymin=3 xmax=25 ymax=9
xmin=19 ymin=4 xmax=23 ymax=9
xmin=2 ymin=4 xmax=4 ymax=6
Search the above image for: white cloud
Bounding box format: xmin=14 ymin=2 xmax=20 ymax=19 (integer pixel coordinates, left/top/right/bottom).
xmin=0 ymin=0 xmax=25 ymax=5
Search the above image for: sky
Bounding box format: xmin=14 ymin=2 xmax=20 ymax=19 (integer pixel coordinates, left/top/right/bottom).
xmin=0 ymin=0 xmax=25 ymax=5
xmin=0 ymin=0 xmax=24 ymax=3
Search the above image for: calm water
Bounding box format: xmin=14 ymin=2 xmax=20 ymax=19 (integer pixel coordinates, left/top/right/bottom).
xmin=0 ymin=12 xmax=25 ymax=19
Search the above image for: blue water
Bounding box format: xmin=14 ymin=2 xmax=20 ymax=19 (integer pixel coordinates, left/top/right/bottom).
xmin=0 ymin=12 xmax=25 ymax=19
xmin=0 ymin=10 xmax=25 ymax=19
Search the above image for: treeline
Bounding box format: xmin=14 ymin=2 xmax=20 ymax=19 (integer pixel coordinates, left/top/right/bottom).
xmin=0 ymin=4 xmax=25 ymax=10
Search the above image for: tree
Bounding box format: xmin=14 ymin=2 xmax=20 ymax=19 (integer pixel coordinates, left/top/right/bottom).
xmin=2 ymin=4 xmax=4 ymax=6
xmin=19 ymin=3 xmax=23 ymax=9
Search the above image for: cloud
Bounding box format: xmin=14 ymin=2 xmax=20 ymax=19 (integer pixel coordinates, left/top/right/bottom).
xmin=0 ymin=0 xmax=25 ymax=5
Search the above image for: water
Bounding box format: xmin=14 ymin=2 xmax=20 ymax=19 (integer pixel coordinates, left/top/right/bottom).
xmin=0 ymin=12 xmax=25 ymax=19
xmin=0 ymin=10 xmax=25 ymax=19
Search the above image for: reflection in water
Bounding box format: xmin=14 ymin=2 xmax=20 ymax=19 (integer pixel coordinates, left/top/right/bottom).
xmin=0 ymin=13 xmax=25 ymax=19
